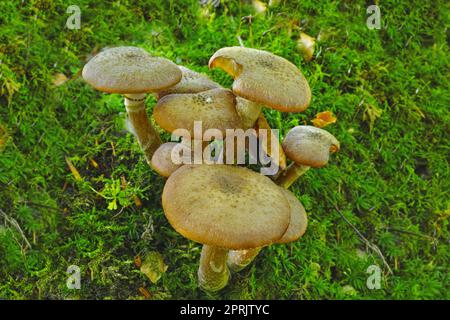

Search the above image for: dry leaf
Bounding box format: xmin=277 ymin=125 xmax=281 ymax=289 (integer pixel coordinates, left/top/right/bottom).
xmin=311 ymin=111 xmax=337 ymax=128
xmin=140 ymin=251 xmax=168 ymax=284
xmin=65 ymin=157 xmax=82 ymax=181
xmin=297 ymin=32 xmax=316 ymax=62
xmin=133 ymin=195 xmax=142 ymax=208
xmin=52 ymin=73 xmax=68 ymax=86
xmin=269 ymin=0 xmax=280 ymax=7
xmin=138 ymin=287 xmax=151 ymax=299
xmin=134 ymin=255 xmax=142 ymax=268
xmin=252 ymin=0 xmax=267 ymax=14
xmin=120 ymin=176 xmax=127 ymax=190
xmin=90 ymin=158 xmax=99 ymax=169
xmin=363 ymin=104 xmax=382 ymax=132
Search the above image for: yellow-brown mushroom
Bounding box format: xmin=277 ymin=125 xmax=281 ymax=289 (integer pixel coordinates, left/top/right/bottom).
xmin=157 ymin=66 xmax=221 ymax=98
xmin=227 ymin=188 xmax=308 ymax=272
xmin=162 ymin=164 xmax=290 ymax=291
xmin=276 ymin=125 xmax=340 ymax=188
xmin=82 ymin=46 xmax=182 ymax=164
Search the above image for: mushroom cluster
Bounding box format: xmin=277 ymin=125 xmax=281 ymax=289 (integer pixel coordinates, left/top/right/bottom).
xmin=82 ymin=46 xmax=340 ymax=292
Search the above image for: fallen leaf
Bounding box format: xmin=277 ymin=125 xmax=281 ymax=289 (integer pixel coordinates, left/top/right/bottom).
xmin=140 ymin=251 xmax=168 ymax=284
xmin=134 ymin=255 xmax=142 ymax=268
xmin=363 ymin=104 xmax=382 ymax=132
xmin=120 ymin=176 xmax=127 ymax=190
xmin=311 ymin=111 xmax=337 ymax=128
xmin=297 ymin=32 xmax=316 ymax=62
xmin=139 ymin=287 xmax=151 ymax=299
xmin=252 ymin=0 xmax=267 ymax=14
xmin=133 ymin=195 xmax=142 ymax=208
xmin=90 ymin=158 xmax=99 ymax=169
xmin=269 ymin=0 xmax=280 ymax=7
xmin=65 ymin=157 xmax=82 ymax=181
xmin=52 ymin=73 xmax=68 ymax=86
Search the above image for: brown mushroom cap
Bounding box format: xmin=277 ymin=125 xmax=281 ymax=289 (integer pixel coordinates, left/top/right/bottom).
xmin=282 ymin=125 xmax=340 ymax=168
xmin=153 ymin=88 xmax=244 ymax=136
xmin=151 ymin=142 xmax=184 ymax=177
xmin=82 ymin=46 xmax=182 ymax=94
xmin=157 ymin=66 xmax=221 ymax=98
xmin=162 ymin=164 xmax=291 ymax=250
xmin=209 ymin=47 xmax=311 ymax=112
xmin=277 ymin=188 xmax=308 ymax=244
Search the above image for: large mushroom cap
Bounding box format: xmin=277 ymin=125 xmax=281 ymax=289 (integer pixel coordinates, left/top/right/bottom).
xmin=282 ymin=125 xmax=340 ymax=168
xmin=153 ymin=88 xmax=243 ymax=136
xmin=209 ymin=47 xmax=311 ymax=112
xmin=157 ymin=66 xmax=221 ymax=98
xmin=277 ymin=189 xmax=308 ymax=244
xmin=82 ymin=46 xmax=182 ymax=94
xmin=162 ymin=164 xmax=291 ymax=250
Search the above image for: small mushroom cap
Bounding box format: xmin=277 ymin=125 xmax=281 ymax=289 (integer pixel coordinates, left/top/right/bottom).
xmin=151 ymin=142 xmax=184 ymax=177
xmin=277 ymin=189 xmax=308 ymax=244
xmin=282 ymin=125 xmax=340 ymax=168
xmin=157 ymin=66 xmax=221 ymax=98
xmin=209 ymin=47 xmax=311 ymax=112
xmin=82 ymin=46 xmax=182 ymax=94
xmin=162 ymin=164 xmax=291 ymax=250
xmin=153 ymin=88 xmax=244 ymax=136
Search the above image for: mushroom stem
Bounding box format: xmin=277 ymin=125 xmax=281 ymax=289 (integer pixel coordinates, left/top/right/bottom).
xmin=198 ymin=245 xmax=230 ymax=292
xmin=275 ymin=163 xmax=310 ymax=189
xmin=227 ymin=247 xmax=262 ymax=272
xmin=124 ymin=94 xmax=162 ymax=165
xmin=227 ymin=164 xmax=310 ymax=272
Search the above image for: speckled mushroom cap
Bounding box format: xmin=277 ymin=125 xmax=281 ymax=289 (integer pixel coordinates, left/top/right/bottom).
xmin=209 ymin=47 xmax=311 ymax=112
xmin=82 ymin=46 xmax=182 ymax=94
xmin=151 ymin=142 xmax=185 ymax=178
xmin=157 ymin=66 xmax=221 ymax=98
xmin=162 ymin=164 xmax=291 ymax=250
xmin=282 ymin=125 xmax=340 ymax=168
xmin=153 ymin=88 xmax=244 ymax=136
xmin=277 ymin=189 xmax=308 ymax=244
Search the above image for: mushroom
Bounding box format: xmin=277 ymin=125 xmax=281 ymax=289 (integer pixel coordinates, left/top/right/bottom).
xmin=208 ymin=47 xmax=311 ymax=115
xmin=209 ymin=47 xmax=311 ymax=169
xmin=276 ymin=125 xmax=340 ymax=188
xmin=82 ymin=46 xmax=182 ymax=164
xmin=151 ymin=141 xmax=207 ymax=177
xmin=162 ymin=164 xmax=291 ymax=291
xmin=227 ymin=187 xmax=308 ymax=272
xmin=151 ymin=142 xmax=185 ymax=177
xmin=157 ymin=66 xmax=221 ymax=98
xmin=153 ymin=88 xmax=244 ymax=137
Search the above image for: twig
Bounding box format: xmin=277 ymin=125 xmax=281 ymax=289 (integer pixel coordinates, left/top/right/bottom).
xmin=386 ymin=227 xmax=437 ymax=242
xmin=331 ymin=203 xmax=393 ymax=275
xmin=0 ymin=208 xmax=32 ymax=250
